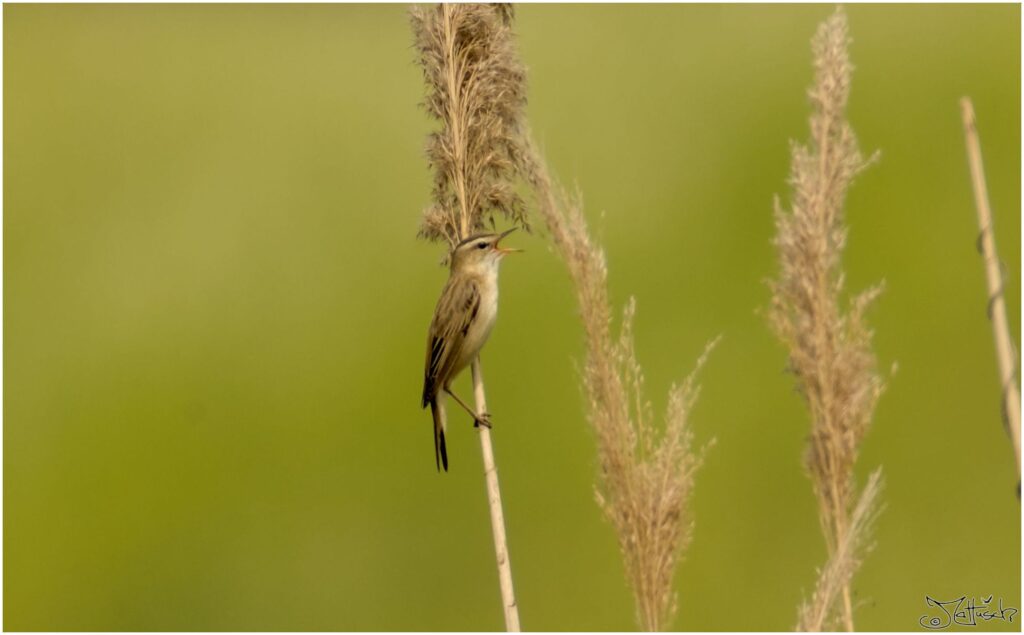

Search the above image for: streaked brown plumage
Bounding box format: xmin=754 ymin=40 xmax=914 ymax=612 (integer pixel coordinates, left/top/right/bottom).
xmin=422 ymin=229 xmax=520 ymax=471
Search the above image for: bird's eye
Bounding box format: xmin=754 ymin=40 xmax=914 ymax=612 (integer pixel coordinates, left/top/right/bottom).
xmin=477 ymin=242 xmax=488 ymax=250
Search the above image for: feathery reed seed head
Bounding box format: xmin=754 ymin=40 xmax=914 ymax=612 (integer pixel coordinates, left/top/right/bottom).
xmin=769 ymin=7 xmax=882 ymax=534
xmin=522 ymin=141 xmax=714 ymax=632
xmin=769 ymin=9 xmax=885 ymax=631
xmin=410 ymin=3 xmax=530 ymax=248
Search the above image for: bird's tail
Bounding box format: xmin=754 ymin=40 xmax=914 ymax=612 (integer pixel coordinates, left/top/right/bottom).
xmin=430 ymin=399 xmax=448 ymax=472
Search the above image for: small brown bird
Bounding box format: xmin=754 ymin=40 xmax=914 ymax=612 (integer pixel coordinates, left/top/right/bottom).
xmin=422 ymin=228 xmax=521 ymax=471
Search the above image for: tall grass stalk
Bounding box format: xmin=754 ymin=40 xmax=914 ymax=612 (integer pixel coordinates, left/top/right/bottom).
xmin=768 ymin=9 xmax=885 ymax=631
xmin=521 ymin=138 xmax=715 ymax=632
xmin=410 ymin=4 xmax=527 ymax=629
xmin=960 ymin=97 xmax=1022 ymax=493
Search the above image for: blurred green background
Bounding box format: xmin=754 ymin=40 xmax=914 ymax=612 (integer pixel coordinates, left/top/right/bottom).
xmin=4 ymin=3 xmax=1020 ymax=631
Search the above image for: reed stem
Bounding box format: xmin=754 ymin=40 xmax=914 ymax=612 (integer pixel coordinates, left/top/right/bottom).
xmin=410 ymin=3 xmax=527 ymax=628
xmin=960 ymin=97 xmax=1022 ymax=489
xmin=471 ymin=358 xmax=521 ymax=631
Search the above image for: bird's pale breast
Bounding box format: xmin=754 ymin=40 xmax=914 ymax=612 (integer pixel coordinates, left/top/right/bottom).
xmin=456 ymin=273 xmax=499 ymax=372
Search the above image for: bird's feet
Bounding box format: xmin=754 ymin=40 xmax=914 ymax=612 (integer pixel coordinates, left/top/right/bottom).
xmin=473 ymin=412 xmax=493 ymax=429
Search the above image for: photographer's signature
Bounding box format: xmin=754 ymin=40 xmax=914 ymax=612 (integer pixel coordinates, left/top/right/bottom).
xmin=920 ymin=595 xmax=1017 ymax=629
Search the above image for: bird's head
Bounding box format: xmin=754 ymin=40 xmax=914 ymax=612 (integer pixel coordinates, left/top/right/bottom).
xmin=450 ymin=228 xmax=522 ymax=275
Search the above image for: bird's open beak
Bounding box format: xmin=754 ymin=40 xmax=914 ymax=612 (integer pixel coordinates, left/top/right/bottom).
xmin=496 ymin=227 xmax=523 ymax=255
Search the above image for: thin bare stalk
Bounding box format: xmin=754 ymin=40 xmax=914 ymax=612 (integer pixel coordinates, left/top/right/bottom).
xmin=797 ymin=470 xmax=884 ymax=632
xmin=960 ymin=97 xmax=1022 ymax=490
xmin=769 ymin=9 xmax=885 ymax=631
xmin=410 ymin=4 xmax=527 ymax=630
xmin=472 ymin=359 xmax=520 ymax=631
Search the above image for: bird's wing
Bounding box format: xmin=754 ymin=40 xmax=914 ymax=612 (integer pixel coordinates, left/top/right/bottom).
xmin=422 ymin=276 xmax=481 ymax=407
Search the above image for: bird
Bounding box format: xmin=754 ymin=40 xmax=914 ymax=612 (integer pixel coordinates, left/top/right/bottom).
xmin=422 ymin=227 xmax=521 ymax=471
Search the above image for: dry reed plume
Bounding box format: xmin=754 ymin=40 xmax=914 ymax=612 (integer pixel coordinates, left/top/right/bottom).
xmin=410 ymin=4 xmax=528 ymax=630
xmin=411 ymin=3 xmax=528 ymax=250
xmin=522 ymin=139 xmax=715 ymax=632
xmin=768 ymin=9 xmax=885 ymax=631
xmin=959 ymin=97 xmax=1022 ymax=495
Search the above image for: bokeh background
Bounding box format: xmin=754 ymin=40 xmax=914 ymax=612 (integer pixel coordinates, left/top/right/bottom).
xmin=5 ymin=3 xmax=1020 ymax=631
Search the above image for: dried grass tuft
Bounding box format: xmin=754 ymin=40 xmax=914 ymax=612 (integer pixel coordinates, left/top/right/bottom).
xmin=768 ymin=9 xmax=886 ymax=631
xmin=522 ymin=140 xmax=714 ymax=632
xmin=410 ymin=3 xmax=530 ymax=249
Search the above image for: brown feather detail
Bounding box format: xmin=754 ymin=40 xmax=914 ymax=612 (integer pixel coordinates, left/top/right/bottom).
xmin=422 ymin=276 xmax=482 ymax=407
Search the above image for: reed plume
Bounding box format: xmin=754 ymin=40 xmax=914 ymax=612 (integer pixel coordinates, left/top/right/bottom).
xmin=521 ymin=138 xmax=715 ymax=632
xmin=959 ymin=97 xmax=1022 ymax=495
xmin=411 ymin=3 xmax=529 ymax=250
xmin=410 ymin=4 xmax=528 ymax=630
xmin=767 ymin=9 xmax=885 ymax=631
